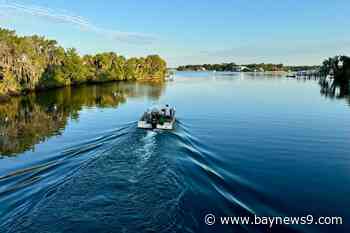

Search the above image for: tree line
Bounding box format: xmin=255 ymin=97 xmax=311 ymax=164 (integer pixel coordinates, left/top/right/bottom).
xmin=319 ymin=55 xmax=350 ymax=97
xmin=0 ymin=28 xmax=167 ymax=98
xmin=177 ymin=62 xmax=319 ymax=72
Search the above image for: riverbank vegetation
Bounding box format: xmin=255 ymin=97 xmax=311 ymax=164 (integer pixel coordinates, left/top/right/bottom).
xmin=319 ymin=55 xmax=350 ymax=97
xmin=0 ymin=28 xmax=167 ymax=99
xmin=177 ymin=63 xmax=319 ymax=72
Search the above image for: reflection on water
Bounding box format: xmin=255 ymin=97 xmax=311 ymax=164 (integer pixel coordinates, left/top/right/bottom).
xmin=319 ymin=79 xmax=350 ymax=106
xmin=0 ymin=82 xmax=165 ymax=156
xmin=0 ymin=72 xmax=350 ymax=233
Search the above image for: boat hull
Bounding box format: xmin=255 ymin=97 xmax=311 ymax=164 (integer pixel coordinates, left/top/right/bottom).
xmin=137 ymin=121 xmax=153 ymax=129
xmin=138 ymin=118 xmax=175 ymax=130
xmin=156 ymin=118 xmax=175 ymax=130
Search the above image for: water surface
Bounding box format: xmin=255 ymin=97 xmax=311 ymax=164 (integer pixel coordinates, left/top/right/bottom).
xmin=0 ymin=72 xmax=349 ymax=233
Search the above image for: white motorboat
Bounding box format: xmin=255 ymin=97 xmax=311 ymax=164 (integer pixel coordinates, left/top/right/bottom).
xmin=138 ymin=105 xmax=176 ymax=130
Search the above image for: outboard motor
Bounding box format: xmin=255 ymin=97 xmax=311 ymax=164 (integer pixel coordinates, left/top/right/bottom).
xmin=151 ymin=115 xmax=157 ymax=128
xmin=150 ymin=111 xmax=158 ymax=129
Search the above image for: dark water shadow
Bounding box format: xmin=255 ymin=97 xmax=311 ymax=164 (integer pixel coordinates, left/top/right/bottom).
xmin=0 ymin=82 xmax=165 ymax=156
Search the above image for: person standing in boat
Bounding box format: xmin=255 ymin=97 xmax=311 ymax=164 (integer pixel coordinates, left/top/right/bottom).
xmin=164 ymin=104 xmax=171 ymax=118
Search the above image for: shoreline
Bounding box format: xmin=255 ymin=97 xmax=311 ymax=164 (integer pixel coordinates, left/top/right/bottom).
xmin=0 ymin=28 xmax=167 ymax=102
xmin=0 ymin=77 xmax=165 ymax=102
xmin=176 ymin=70 xmax=289 ymax=74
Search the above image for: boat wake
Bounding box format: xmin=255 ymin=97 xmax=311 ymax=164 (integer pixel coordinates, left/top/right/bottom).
xmin=0 ymin=120 xmax=301 ymax=233
xmin=0 ymin=122 xmax=187 ymax=233
xmin=0 ymin=123 xmax=132 ymax=231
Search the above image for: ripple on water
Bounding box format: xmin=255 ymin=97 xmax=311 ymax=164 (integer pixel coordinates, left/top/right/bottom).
xmin=2 ymin=125 xmax=188 ymax=233
xmin=0 ymin=124 xmax=132 ymax=231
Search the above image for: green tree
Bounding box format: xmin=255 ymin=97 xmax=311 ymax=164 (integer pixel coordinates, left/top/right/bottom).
xmin=0 ymin=27 xmax=167 ymax=98
xmin=320 ymin=55 xmax=350 ymax=97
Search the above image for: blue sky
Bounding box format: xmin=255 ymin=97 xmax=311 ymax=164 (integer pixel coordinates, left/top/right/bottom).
xmin=0 ymin=0 xmax=349 ymax=67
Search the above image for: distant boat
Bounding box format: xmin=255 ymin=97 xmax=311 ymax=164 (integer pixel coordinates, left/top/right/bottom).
xmin=165 ymin=75 xmax=175 ymax=81
xmin=286 ymin=72 xmax=296 ymax=78
xmin=165 ymin=71 xmax=175 ymax=81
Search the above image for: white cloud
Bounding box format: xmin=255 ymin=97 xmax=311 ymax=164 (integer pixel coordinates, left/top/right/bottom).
xmin=0 ymin=0 xmax=156 ymax=44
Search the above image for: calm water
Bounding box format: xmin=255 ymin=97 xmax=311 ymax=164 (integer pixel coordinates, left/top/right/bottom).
xmin=0 ymin=72 xmax=349 ymax=233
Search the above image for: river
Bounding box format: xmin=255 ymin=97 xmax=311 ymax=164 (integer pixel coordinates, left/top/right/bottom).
xmin=0 ymin=72 xmax=349 ymax=233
